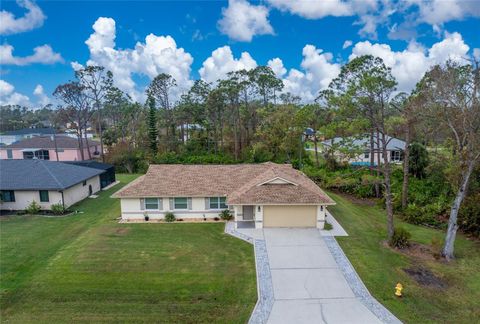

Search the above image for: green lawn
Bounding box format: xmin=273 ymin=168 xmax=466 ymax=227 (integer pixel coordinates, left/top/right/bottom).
xmin=0 ymin=174 xmax=257 ymax=323
xmin=329 ymin=191 xmax=480 ymax=324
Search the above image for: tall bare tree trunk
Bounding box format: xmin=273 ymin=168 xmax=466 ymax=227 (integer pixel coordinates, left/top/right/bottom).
xmin=401 ymin=126 xmax=411 ymax=210
xmin=370 ymin=130 xmax=380 ymax=197
xmin=77 ymin=130 xmax=85 ymax=161
xmin=53 ymin=132 xmax=59 ymax=161
xmin=84 ymin=132 xmax=92 ymax=160
xmin=442 ymin=159 xmax=476 ymax=260
xmin=314 ymin=135 xmax=319 ymax=167
xmin=98 ymin=112 xmax=105 ymax=162
xmin=381 ymin=132 xmax=395 ymax=240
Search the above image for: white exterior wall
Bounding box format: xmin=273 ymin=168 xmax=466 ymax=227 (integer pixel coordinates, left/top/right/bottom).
xmin=254 ymin=205 xmax=263 ymax=229
xmin=317 ymin=205 xmax=326 ymax=229
xmin=0 ymin=175 xmax=99 ymax=211
xmin=120 ymin=197 xmax=226 ymax=220
xmin=62 ymin=175 xmax=101 ymax=207
xmin=0 ymin=190 xmax=63 ymax=210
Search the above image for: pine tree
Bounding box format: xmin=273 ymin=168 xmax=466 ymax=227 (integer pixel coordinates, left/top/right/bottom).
xmin=147 ymin=96 xmax=158 ymax=155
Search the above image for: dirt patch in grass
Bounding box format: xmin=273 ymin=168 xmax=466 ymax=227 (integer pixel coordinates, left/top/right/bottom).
xmin=115 ymin=227 xmax=130 ymax=235
xmin=403 ymin=266 xmax=447 ymax=289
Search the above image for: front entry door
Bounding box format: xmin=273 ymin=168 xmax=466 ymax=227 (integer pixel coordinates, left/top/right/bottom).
xmin=243 ymin=206 xmax=254 ymax=220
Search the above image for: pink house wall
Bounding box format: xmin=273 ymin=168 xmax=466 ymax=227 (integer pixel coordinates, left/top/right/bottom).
xmin=0 ymin=146 xmax=98 ymax=161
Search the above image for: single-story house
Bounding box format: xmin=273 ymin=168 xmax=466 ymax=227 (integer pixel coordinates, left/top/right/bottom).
xmin=112 ymin=162 xmax=335 ymax=229
xmin=0 ymin=159 xmax=104 ymax=211
xmin=321 ymin=134 xmax=406 ymax=166
xmin=0 ymin=127 xmax=56 ymax=146
xmin=64 ymin=161 xmax=116 ymax=188
xmin=0 ymin=136 xmax=100 ymax=161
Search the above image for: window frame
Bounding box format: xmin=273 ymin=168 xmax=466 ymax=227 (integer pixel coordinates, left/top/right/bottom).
xmin=364 ymin=152 xmax=369 ymax=159
xmin=209 ymin=197 xmax=227 ymax=209
xmin=144 ymin=198 xmax=160 ymax=210
xmin=39 ymin=190 xmax=49 ymax=202
xmin=1 ymin=190 xmax=15 ymax=202
xmin=174 ymin=197 xmax=188 ymax=210
xmin=390 ymin=150 xmax=402 ymax=162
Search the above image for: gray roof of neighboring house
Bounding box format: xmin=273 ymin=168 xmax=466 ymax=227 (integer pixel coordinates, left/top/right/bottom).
xmin=0 ymin=159 xmax=104 ymax=191
xmin=322 ymin=134 xmax=406 ymax=151
xmin=64 ymin=161 xmax=114 ymax=171
xmin=1 ymin=127 xmax=56 ymax=136
xmin=4 ymin=136 xmax=99 ymax=149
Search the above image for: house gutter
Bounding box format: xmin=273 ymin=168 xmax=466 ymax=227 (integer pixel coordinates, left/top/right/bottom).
xmin=60 ymin=191 xmax=65 ymax=210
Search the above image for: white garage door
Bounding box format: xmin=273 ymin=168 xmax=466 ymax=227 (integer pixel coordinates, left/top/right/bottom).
xmin=263 ymin=205 xmax=317 ymax=228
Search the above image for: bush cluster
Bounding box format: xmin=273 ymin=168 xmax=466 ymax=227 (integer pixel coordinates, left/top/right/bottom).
xmin=25 ymin=201 xmax=41 ymax=215
xmin=51 ymin=203 xmax=66 ymax=215
xmin=164 ymin=212 xmax=176 ymax=222
xmin=389 ymin=227 xmax=411 ymax=249
xmin=219 ymin=209 xmax=233 ymax=221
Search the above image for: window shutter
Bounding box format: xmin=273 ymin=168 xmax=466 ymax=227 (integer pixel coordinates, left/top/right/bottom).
xmin=205 ymin=198 xmax=209 ymax=210
xmin=158 ymin=198 xmax=163 ymax=210
xmin=140 ymin=198 xmax=144 ymax=210
xmin=187 ymin=197 xmax=192 ymax=210
xmin=169 ymin=198 xmax=174 ymax=210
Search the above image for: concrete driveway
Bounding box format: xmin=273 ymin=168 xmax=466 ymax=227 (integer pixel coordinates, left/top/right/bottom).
xmin=264 ymin=228 xmax=382 ymax=324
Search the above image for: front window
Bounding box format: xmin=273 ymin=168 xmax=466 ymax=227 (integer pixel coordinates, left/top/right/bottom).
xmin=7 ymin=149 xmax=12 ymax=159
xmin=23 ymin=151 xmax=34 ymax=159
xmin=1 ymin=190 xmax=15 ymax=202
xmin=39 ymin=190 xmax=49 ymax=202
xmin=174 ymin=197 xmax=188 ymax=209
xmin=22 ymin=150 xmax=49 ymax=160
xmin=364 ymin=152 xmax=369 ymax=159
xmin=209 ymin=197 xmax=227 ymax=209
xmin=145 ymin=198 xmax=159 ymax=210
xmin=390 ymin=150 xmax=403 ymax=162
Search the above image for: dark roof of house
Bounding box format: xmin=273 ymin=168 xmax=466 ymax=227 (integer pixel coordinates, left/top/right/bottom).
xmin=0 ymin=159 xmax=105 ymax=191
xmin=64 ymin=161 xmax=114 ymax=171
xmin=4 ymin=136 xmax=99 ymax=149
xmin=1 ymin=127 xmax=56 ymax=136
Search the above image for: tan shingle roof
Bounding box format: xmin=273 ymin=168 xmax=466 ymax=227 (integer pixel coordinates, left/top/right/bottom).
xmin=112 ymin=162 xmax=335 ymax=205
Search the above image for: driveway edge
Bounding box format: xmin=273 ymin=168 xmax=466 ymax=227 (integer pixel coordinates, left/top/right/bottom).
xmin=323 ymin=236 xmax=403 ymax=324
xmin=225 ymin=222 xmax=274 ymax=324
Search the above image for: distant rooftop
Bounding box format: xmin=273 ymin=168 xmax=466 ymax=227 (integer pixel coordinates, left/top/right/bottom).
xmin=1 ymin=127 xmax=56 ymax=136
xmin=0 ymin=159 xmax=105 ymax=191
xmin=5 ymin=136 xmax=99 ymax=149
xmin=322 ymin=134 xmax=406 ymax=151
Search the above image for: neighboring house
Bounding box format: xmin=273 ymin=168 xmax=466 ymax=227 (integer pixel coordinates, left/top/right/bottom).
xmin=112 ymin=162 xmax=335 ymax=229
xmin=64 ymin=161 xmax=116 ymax=189
xmin=320 ymin=134 xmax=406 ymax=166
xmin=0 ymin=136 xmax=100 ymax=161
xmin=0 ymin=127 xmax=56 ymax=145
xmin=0 ymin=160 xmax=103 ymax=211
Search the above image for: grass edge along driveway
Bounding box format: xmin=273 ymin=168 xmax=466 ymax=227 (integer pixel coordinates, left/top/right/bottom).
xmin=0 ymin=174 xmax=257 ymax=323
xmin=328 ymin=191 xmax=480 ymax=324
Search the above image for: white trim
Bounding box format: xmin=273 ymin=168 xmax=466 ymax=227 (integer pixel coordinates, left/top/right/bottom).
xmin=256 ymin=176 xmax=298 ymax=186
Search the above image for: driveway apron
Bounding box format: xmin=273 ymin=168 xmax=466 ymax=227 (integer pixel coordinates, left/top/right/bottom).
xmin=264 ymin=228 xmax=382 ymax=324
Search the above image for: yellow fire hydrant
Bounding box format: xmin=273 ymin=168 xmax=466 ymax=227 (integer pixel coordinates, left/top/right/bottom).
xmin=395 ymin=283 xmax=403 ymax=297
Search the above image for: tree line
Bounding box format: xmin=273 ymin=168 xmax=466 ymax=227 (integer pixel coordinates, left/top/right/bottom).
xmin=1 ymin=55 xmax=478 ymax=260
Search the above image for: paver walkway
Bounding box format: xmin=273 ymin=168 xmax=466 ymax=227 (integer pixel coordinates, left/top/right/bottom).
xmin=263 ymin=228 xmax=382 ymax=324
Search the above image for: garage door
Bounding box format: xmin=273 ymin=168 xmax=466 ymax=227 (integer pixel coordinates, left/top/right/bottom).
xmin=263 ymin=205 xmax=317 ymax=228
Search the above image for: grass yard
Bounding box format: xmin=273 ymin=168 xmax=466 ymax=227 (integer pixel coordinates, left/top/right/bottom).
xmin=328 ymin=191 xmax=480 ymax=324
xmin=0 ymin=174 xmax=257 ymax=323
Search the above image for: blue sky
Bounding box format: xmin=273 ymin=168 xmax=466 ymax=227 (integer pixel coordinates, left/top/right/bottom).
xmin=1 ymin=0 xmax=479 ymax=106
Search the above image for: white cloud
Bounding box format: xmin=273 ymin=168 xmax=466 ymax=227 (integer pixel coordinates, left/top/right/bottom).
xmin=474 ymin=48 xmax=480 ymax=60
xmin=266 ymin=0 xmax=479 ymax=40
xmin=0 ymin=44 xmax=63 ymax=65
xmin=218 ymin=0 xmax=274 ymax=42
xmin=82 ymin=17 xmax=194 ymax=102
xmin=267 ymin=58 xmax=287 ymax=78
xmin=281 ymin=45 xmax=341 ymax=101
xmin=199 ymin=46 xmax=257 ymax=83
xmin=349 ymin=32 xmax=470 ymax=92
xmin=33 ymin=84 xmax=50 ymax=106
xmin=342 ymin=40 xmax=353 ymax=49
xmin=0 ymin=0 xmax=46 ymax=35
xmin=0 ymin=80 xmax=31 ymax=106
